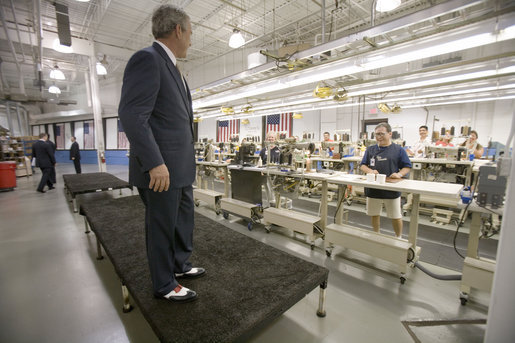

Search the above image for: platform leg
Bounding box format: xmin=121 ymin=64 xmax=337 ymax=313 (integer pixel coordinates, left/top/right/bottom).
xmin=316 ymin=280 xmax=328 ymax=317
xmin=84 ymin=217 xmax=90 ymax=234
xmin=122 ymin=284 xmax=134 ymax=313
xmin=96 ymin=237 xmax=104 ymax=260
xmin=73 ymin=198 xmax=78 ymax=213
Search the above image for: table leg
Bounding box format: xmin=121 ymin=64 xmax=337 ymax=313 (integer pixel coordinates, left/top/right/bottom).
xmin=316 ymin=280 xmax=328 ymax=317
xmin=320 ymin=181 xmax=328 ymax=230
xmin=121 ymin=284 xmax=133 ymax=313
xmin=408 ymin=193 xmax=420 ymax=247
xmin=466 ymin=212 xmax=481 ymax=258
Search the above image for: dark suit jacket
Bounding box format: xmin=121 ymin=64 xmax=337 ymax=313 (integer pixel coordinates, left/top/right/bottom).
xmin=118 ymin=42 xmax=195 ymax=189
xmin=47 ymin=140 xmax=56 ymax=152
xmin=70 ymin=142 xmax=80 ymax=160
xmin=32 ymin=140 xmax=56 ymax=168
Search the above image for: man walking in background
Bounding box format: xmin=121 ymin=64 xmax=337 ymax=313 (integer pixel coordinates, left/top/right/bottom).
xmin=46 ymin=134 xmax=57 ymax=185
xmin=69 ymin=136 xmax=81 ymax=174
xmin=118 ymin=4 xmax=204 ymax=303
xmin=32 ymin=133 xmax=56 ymax=193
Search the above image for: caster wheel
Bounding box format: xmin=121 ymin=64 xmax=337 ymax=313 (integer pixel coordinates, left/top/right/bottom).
xmin=310 ymin=244 xmax=315 ymax=250
xmin=325 ymin=250 xmax=332 ymax=257
xmin=400 ymin=277 xmax=406 ymax=284
xmin=265 ymin=225 xmax=271 ymax=233
xmin=215 ymin=209 xmax=222 ymax=215
xmin=194 ymin=200 xmax=200 ymax=207
xmin=460 ymin=297 xmax=468 ymax=306
xmin=460 ymin=292 xmax=469 ymax=306
xmin=223 ymin=212 xmax=229 ymax=220
xmin=247 ymin=222 xmax=253 ymax=231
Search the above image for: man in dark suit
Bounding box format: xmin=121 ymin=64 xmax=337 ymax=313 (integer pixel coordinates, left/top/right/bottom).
xmin=118 ymin=5 xmax=203 ymax=303
xmin=46 ymin=135 xmax=57 ymax=185
xmin=69 ymin=136 xmax=81 ymax=174
xmin=32 ymin=133 xmax=56 ymax=193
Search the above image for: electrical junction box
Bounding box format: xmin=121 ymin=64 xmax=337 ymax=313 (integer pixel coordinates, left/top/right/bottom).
xmin=412 ymin=163 xmax=422 ymax=170
xmin=477 ymin=164 xmax=507 ymax=208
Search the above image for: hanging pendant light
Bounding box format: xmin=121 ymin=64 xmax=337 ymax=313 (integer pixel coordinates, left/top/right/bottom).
xmin=229 ymin=29 xmax=245 ymax=49
xmin=50 ymin=65 xmax=65 ymax=80
xmin=376 ymin=0 xmax=401 ymax=12
xmin=49 ymin=85 xmax=61 ymax=94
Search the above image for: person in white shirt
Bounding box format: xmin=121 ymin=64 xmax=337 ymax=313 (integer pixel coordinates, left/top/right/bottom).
xmin=407 ymin=125 xmax=431 ymax=158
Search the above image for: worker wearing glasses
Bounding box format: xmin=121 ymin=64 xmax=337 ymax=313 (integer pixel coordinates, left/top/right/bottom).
xmin=360 ymin=123 xmax=412 ymax=238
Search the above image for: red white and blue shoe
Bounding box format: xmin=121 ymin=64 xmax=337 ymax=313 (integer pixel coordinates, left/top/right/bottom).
xmin=162 ymin=285 xmax=197 ymax=303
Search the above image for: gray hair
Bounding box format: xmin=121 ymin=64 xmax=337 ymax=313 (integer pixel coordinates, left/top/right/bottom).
xmin=375 ymin=122 xmax=392 ymax=133
xmin=152 ymin=5 xmax=189 ymax=39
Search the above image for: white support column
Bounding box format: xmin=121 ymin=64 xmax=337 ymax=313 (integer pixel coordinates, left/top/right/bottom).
xmin=484 ymin=113 xmax=515 ymax=342
xmin=88 ymin=55 xmax=107 ymax=172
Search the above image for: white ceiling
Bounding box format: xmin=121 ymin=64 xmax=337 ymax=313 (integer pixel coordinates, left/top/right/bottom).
xmin=0 ymin=0 xmax=514 ymax=116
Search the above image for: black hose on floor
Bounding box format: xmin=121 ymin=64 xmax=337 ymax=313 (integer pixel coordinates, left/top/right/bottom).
xmin=414 ymin=261 xmax=462 ymax=280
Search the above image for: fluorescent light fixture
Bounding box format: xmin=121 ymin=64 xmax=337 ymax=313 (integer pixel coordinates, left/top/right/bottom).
xmin=193 ymin=15 xmax=515 ymax=111
xmin=48 ymin=85 xmax=61 ymax=94
xmin=229 ymin=29 xmax=245 ymax=49
xmin=52 ymin=38 xmax=73 ymax=53
xmin=376 ymin=0 xmax=401 ymax=13
xmin=50 ymin=65 xmax=65 ymax=80
xmin=75 ymin=0 xmax=90 ymax=2
xmin=96 ymin=62 xmax=107 ymax=75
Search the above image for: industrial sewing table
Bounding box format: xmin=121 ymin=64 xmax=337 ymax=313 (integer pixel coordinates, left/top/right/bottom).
xmin=194 ymin=161 xmax=230 ymax=215
xmin=457 ymin=201 xmax=502 ymax=305
xmin=80 ymin=195 xmax=329 ymax=342
xmin=62 ymin=172 xmax=133 ymax=213
xmin=228 ymin=166 xmax=463 ymax=283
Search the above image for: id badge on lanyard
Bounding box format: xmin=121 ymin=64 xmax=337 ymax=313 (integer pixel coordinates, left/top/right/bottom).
xmin=370 ymin=157 xmax=375 ymax=167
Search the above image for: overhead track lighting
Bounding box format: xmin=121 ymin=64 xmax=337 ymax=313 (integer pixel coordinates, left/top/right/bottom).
xmin=229 ymin=29 xmax=245 ymax=49
xmin=50 ymin=65 xmax=65 ymax=80
xmin=96 ymin=62 xmax=107 ymax=75
xmin=375 ymin=0 xmax=401 ymax=13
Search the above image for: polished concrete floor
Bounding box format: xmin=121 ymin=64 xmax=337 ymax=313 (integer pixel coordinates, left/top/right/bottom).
xmin=0 ymin=164 xmax=491 ymax=342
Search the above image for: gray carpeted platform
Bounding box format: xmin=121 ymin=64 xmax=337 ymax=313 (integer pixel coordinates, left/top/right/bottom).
xmin=63 ymin=172 xmax=132 ymax=196
xmin=80 ymin=196 xmax=328 ymax=342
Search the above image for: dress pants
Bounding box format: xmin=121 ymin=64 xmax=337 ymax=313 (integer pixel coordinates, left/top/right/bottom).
xmin=37 ymin=167 xmax=53 ymax=191
xmin=73 ymin=159 xmax=81 ymax=174
xmin=138 ymin=185 xmax=194 ymax=296
xmin=49 ymin=166 xmax=56 ymax=184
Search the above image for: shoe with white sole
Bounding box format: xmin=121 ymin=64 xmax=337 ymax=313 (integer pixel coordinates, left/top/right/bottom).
xmin=162 ymin=285 xmax=197 ymax=303
xmin=175 ymin=267 xmax=206 ymax=279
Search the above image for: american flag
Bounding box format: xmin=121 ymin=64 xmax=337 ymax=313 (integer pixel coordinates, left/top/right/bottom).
xmin=266 ymin=113 xmax=292 ymax=136
xmin=84 ymin=120 xmax=95 ymax=149
xmin=55 ymin=124 xmax=64 ymax=149
xmin=117 ymin=119 xmax=130 ymax=149
xmin=217 ymin=119 xmax=239 ymax=142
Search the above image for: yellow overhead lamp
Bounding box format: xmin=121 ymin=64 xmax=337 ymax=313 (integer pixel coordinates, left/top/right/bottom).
xmin=193 ymin=117 xmax=203 ymax=123
xmin=241 ymin=119 xmax=250 ymax=125
xmin=333 ymin=88 xmax=348 ymax=102
xmin=292 ymin=112 xmax=303 ymax=119
xmin=391 ymin=104 xmax=402 ymax=113
xmin=241 ymin=104 xmax=254 ymax=114
xmin=378 ymin=103 xmax=391 ymax=113
xmin=313 ymin=83 xmax=333 ymax=99
xmin=220 ymin=106 xmax=234 ymax=115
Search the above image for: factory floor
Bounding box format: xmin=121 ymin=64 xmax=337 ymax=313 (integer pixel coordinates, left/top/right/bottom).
xmin=0 ymin=164 xmax=491 ymax=343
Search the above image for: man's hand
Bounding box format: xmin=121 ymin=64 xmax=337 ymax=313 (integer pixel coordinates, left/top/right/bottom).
xmin=149 ymin=164 xmax=170 ymax=192
xmin=72 ymin=157 xmax=75 ymax=160
xmin=389 ymin=172 xmax=402 ymax=179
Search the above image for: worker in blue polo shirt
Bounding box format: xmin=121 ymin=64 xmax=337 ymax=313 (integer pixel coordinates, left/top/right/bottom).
xmin=360 ymin=122 xmax=412 ymax=238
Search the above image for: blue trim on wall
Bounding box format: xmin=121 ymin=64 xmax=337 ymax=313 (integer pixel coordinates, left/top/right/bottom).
xmin=54 ymin=150 xmax=129 ymax=165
